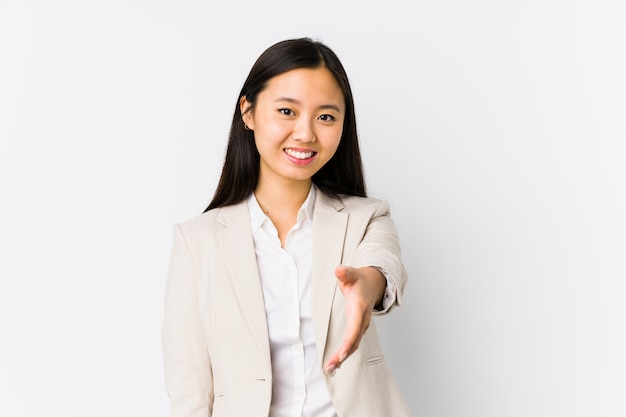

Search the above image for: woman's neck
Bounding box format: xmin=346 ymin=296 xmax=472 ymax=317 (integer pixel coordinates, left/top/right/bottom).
xmin=254 ymin=179 xmax=312 ymax=215
xmin=254 ymin=178 xmax=312 ymax=248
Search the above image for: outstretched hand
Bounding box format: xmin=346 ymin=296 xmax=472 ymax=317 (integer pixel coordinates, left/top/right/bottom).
xmin=324 ymin=265 xmax=386 ymax=376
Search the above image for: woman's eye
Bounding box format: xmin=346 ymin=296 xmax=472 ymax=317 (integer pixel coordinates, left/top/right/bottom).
xmin=278 ymin=108 xmax=294 ymax=116
xmin=319 ymin=114 xmax=335 ymax=122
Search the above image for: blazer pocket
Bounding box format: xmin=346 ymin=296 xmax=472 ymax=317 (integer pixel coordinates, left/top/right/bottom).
xmin=366 ymin=355 xmax=385 ymax=366
xmin=212 ymin=391 xmax=228 ymax=417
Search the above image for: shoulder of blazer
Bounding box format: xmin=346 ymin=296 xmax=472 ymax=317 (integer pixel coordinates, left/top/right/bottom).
xmin=175 ymin=201 xmax=250 ymax=242
xmin=318 ymin=192 xmax=390 ymax=218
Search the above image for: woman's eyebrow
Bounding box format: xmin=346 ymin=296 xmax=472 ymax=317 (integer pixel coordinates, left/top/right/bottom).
xmin=275 ymin=97 xmax=342 ymax=113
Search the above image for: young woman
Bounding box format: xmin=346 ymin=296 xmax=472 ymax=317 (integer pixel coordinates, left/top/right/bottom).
xmin=162 ymin=38 xmax=411 ymax=417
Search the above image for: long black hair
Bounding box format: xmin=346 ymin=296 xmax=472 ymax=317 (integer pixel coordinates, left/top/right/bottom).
xmin=205 ymin=38 xmax=366 ymax=212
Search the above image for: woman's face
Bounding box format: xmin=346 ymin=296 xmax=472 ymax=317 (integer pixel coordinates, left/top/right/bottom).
xmin=242 ymin=67 xmax=345 ymax=189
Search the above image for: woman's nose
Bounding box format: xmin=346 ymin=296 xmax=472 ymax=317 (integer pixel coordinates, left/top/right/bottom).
xmin=291 ymin=117 xmax=315 ymax=142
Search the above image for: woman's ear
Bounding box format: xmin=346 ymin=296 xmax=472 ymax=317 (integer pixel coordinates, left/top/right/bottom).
xmin=240 ymin=96 xmax=254 ymax=129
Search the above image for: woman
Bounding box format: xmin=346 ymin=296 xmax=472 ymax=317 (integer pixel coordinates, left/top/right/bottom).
xmin=162 ymin=38 xmax=412 ymax=417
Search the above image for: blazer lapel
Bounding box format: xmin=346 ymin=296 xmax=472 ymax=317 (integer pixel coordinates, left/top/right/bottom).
xmin=216 ymin=202 xmax=271 ymax=365
xmin=312 ymin=193 xmax=348 ymax=358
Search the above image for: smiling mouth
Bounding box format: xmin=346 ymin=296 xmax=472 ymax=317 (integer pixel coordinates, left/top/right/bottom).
xmin=284 ymin=148 xmax=317 ymax=160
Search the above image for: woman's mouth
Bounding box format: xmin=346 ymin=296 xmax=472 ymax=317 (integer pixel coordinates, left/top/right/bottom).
xmin=284 ymin=148 xmax=317 ymax=160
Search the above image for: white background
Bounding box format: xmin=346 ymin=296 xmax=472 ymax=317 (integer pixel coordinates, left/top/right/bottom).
xmin=1 ymin=1 xmax=625 ymax=416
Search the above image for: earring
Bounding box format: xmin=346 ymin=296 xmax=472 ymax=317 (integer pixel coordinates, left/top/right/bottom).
xmin=244 ymin=122 xmax=251 ymax=131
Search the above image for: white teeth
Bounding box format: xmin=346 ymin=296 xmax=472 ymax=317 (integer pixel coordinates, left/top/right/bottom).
xmin=285 ymin=149 xmax=314 ymax=159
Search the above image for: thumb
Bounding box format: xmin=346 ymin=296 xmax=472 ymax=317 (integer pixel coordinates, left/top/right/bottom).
xmin=335 ymin=265 xmax=357 ymax=285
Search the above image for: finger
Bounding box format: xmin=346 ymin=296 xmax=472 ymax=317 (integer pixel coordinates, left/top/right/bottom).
xmin=324 ymin=303 xmax=365 ymax=375
xmin=324 ymin=319 xmax=370 ymax=376
xmin=338 ymin=313 xmax=362 ymax=359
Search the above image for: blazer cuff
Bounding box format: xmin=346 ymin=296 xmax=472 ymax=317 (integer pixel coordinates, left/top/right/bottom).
xmin=370 ymin=266 xmax=398 ymax=315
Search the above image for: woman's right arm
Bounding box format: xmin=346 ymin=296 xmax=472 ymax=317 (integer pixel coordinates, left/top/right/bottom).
xmin=162 ymin=224 xmax=213 ymax=417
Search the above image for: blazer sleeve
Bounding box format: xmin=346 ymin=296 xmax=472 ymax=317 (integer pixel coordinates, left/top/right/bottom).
xmin=162 ymin=224 xmax=213 ymax=417
xmin=351 ymin=199 xmax=407 ymax=314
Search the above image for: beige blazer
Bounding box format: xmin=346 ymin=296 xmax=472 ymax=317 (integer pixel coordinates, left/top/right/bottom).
xmin=162 ymin=191 xmax=412 ymax=417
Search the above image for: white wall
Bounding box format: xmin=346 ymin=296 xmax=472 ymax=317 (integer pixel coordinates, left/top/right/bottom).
xmin=1 ymin=1 xmax=625 ymax=416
